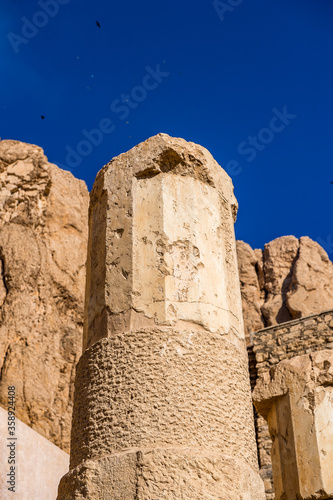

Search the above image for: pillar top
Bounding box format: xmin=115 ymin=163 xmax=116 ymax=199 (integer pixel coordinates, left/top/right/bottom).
xmin=92 ymin=133 xmax=238 ymax=221
xmin=84 ymin=134 xmax=242 ymax=350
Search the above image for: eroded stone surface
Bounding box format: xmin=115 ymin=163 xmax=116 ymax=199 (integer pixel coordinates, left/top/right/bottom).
xmin=253 ymin=350 xmax=333 ymax=500
xmin=251 ymin=310 xmax=333 ymax=500
xmin=0 ymin=139 xmax=89 ymax=452
xmin=84 ymin=133 xmax=241 ymax=350
xmin=70 ymin=332 xmax=258 ymax=470
xmin=237 ymin=241 xmax=265 ymax=337
xmin=237 ymin=236 xmax=333 ymax=339
xmin=60 ymin=134 xmax=265 ymax=499
xmin=58 ymin=450 xmax=264 ymax=500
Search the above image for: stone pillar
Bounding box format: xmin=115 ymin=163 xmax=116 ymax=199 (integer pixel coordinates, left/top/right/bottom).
xmin=58 ymin=134 xmax=265 ymax=499
xmin=253 ymin=349 xmax=333 ymax=500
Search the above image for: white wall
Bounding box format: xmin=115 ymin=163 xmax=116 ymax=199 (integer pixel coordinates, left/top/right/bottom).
xmin=0 ymin=407 xmax=69 ymax=500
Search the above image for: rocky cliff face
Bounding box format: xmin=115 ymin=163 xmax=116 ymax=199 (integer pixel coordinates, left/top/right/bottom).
xmin=0 ymin=140 xmax=89 ymax=452
xmin=237 ymin=236 xmax=333 ymax=339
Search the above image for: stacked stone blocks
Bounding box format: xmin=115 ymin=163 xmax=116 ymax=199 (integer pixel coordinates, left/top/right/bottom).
xmin=251 ymin=309 xmax=333 ymax=500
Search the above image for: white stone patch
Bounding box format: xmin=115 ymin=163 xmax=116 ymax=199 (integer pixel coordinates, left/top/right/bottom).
xmin=314 ymin=385 xmax=333 ymax=492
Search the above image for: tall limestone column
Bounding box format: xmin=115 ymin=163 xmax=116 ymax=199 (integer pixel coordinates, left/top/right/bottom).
xmin=58 ymin=134 xmax=265 ymax=499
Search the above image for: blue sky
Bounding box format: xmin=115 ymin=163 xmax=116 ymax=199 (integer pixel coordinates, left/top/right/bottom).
xmin=1 ymin=0 xmax=332 ymax=251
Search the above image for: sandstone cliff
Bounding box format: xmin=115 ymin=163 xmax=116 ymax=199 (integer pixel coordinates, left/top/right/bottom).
xmin=0 ymin=139 xmax=89 ymax=452
xmin=237 ymin=236 xmax=333 ymax=338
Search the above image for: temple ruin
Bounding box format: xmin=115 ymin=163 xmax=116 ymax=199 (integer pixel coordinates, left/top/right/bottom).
xmin=0 ymin=136 xmax=332 ymax=499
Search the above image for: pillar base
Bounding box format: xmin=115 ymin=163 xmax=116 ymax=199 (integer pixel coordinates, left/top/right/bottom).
xmin=58 ymin=447 xmax=265 ymax=500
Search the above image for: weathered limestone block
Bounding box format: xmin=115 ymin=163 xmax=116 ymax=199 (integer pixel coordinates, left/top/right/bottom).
xmin=0 ymin=140 xmax=89 ymax=452
xmin=58 ymin=134 xmax=265 ymax=499
xmin=253 ymin=350 xmax=333 ymax=500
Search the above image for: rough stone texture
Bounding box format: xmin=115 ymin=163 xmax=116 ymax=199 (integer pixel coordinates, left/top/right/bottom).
xmin=256 ymin=414 xmax=275 ymax=500
xmin=59 ymin=451 xmax=264 ymax=500
xmin=237 ymin=236 xmax=333 ymax=340
xmin=83 ymin=133 xmax=241 ymax=350
xmin=253 ymin=350 xmax=333 ymax=500
xmin=252 ymin=310 xmax=333 ymax=376
xmin=0 ymin=407 xmax=69 ymax=499
xmin=237 ymin=241 xmax=265 ymax=337
xmin=70 ymin=332 xmax=258 ymax=469
xmin=247 ymin=345 xmax=275 ymax=500
xmin=60 ymin=333 xmax=265 ymax=499
xmin=0 ymin=139 xmax=89 ymax=453
xmin=59 ymin=134 xmax=265 ymax=499
xmin=251 ymin=311 xmax=333 ymax=500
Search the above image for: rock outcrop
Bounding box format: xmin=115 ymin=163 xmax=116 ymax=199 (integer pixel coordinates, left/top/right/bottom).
xmin=236 ymin=240 xmax=265 ymax=335
xmin=0 ymin=139 xmax=89 ymax=452
xmin=237 ymin=236 xmax=333 ymax=339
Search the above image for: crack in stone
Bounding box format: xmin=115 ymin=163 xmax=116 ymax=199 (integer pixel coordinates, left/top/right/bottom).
xmin=0 ymin=343 xmax=11 ymax=382
xmin=0 ymin=252 xmax=8 ymax=307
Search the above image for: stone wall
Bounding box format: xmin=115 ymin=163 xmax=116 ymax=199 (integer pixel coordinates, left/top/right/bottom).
xmin=252 ymin=310 xmax=333 ymax=375
xmin=250 ymin=309 xmax=333 ymax=499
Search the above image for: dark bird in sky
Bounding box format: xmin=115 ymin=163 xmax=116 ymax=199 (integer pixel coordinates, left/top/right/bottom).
xmin=41 ymin=115 xmax=45 ymax=119
xmin=331 ymin=181 xmax=333 ymax=184
xmin=96 ymin=21 xmax=101 ymax=28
